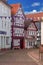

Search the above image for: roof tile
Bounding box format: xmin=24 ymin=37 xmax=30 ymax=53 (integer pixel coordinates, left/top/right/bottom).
xmin=26 ymin=12 xmax=43 ymax=21
xmin=11 ymin=4 xmax=21 ymax=15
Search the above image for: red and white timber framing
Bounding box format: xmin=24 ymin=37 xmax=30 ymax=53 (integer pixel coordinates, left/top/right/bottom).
xmin=11 ymin=13 xmax=25 ymax=49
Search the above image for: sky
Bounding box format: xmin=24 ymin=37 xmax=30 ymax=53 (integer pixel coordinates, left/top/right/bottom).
xmin=8 ymin=0 xmax=43 ymax=14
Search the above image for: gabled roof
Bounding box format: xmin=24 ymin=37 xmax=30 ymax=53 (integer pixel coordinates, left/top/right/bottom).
xmin=24 ymin=18 xmax=38 ymax=31
xmin=0 ymin=0 xmax=11 ymax=8
xmin=27 ymin=21 xmax=38 ymax=31
xmin=10 ymin=4 xmax=21 ymax=15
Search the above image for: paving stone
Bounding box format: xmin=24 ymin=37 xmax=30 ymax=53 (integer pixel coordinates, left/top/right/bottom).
xmin=0 ymin=49 xmax=38 ymax=65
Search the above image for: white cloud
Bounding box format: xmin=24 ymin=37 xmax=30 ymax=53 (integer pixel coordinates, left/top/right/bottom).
xmin=32 ymin=2 xmax=40 ymax=7
xmin=32 ymin=10 xmax=37 ymax=13
xmin=25 ymin=10 xmax=37 ymax=14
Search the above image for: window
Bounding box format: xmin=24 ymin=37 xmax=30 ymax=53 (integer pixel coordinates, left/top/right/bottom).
xmin=27 ymin=41 xmax=28 ymax=46
xmin=2 ymin=5 xmax=5 ymax=15
xmin=32 ymin=31 xmax=33 ymax=35
xmin=29 ymin=41 xmax=30 ymax=46
xmin=29 ymin=31 xmax=30 ymax=35
xmin=29 ymin=41 xmax=32 ymax=46
xmin=2 ymin=18 xmax=6 ymax=29
xmin=4 ymin=36 xmax=5 ymax=47
xmin=0 ymin=18 xmax=2 ymax=28
xmin=5 ymin=18 xmax=8 ymax=29
xmin=2 ymin=21 xmax=3 ymax=28
xmin=8 ymin=22 xmax=9 ymax=29
xmin=6 ymin=37 xmax=9 ymax=45
xmin=29 ymin=31 xmax=35 ymax=36
xmin=1 ymin=36 xmax=3 ymax=48
xmin=30 ymin=42 xmax=32 ymax=46
xmin=5 ymin=21 xmax=6 ymax=28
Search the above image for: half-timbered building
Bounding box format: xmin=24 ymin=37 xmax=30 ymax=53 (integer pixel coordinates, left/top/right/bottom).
xmin=11 ymin=4 xmax=25 ymax=49
xmin=25 ymin=21 xmax=37 ymax=48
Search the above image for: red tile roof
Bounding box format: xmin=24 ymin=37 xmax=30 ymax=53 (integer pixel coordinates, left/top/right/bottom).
xmin=26 ymin=12 xmax=43 ymax=21
xmin=11 ymin=4 xmax=21 ymax=15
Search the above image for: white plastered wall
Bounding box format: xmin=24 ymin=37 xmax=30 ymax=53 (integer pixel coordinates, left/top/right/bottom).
xmin=41 ymin=22 xmax=43 ymax=45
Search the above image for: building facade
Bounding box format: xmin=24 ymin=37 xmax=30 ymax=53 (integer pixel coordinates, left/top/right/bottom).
xmin=0 ymin=0 xmax=11 ymax=50
xmin=11 ymin=4 xmax=43 ymax=49
xmin=25 ymin=22 xmax=37 ymax=48
xmin=11 ymin=4 xmax=25 ymax=49
xmin=26 ymin=12 xmax=43 ymax=47
xmin=35 ymin=22 xmax=41 ymax=47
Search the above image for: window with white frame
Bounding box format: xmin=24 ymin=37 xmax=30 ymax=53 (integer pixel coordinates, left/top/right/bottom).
xmin=6 ymin=37 xmax=9 ymax=45
xmin=0 ymin=4 xmax=2 ymax=15
xmin=29 ymin=41 xmax=32 ymax=46
xmin=2 ymin=17 xmax=5 ymax=29
xmin=6 ymin=17 xmax=9 ymax=29
xmin=14 ymin=28 xmax=24 ymax=36
xmin=15 ymin=17 xmax=24 ymax=26
xmin=27 ymin=41 xmax=29 ymax=46
xmin=2 ymin=5 xmax=5 ymax=15
xmin=5 ymin=20 xmax=6 ymax=28
xmin=4 ymin=36 xmax=5 ymax=46
xmin=29 ymin=31 xmax=35 ymax=36
xmin=0 ymin=18 xmax=2 ymax=28
xmin=1 ymin=36 xmax=3 ymax=47
xmin=2 ymin=20 xmax=3 ymax=29
xmin=29 ymin=31 xmax=31 ymax=35
xmin=32 ymin=31 xmax=33 ymax=35
xmin=29 ymin=31 xmax=30 ymax=35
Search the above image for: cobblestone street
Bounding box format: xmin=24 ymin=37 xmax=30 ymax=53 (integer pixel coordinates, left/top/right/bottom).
xmin=0 ymin=49 xmax=39 ymax=65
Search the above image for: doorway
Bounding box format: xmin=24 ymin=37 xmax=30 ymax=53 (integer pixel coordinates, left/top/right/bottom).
xmin=20 ymin=39 xmax=24 ymax=49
